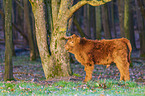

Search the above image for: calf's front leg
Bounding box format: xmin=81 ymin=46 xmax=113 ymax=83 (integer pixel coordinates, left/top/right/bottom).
xmin=83 ymin=64 xmax=94 ymax=82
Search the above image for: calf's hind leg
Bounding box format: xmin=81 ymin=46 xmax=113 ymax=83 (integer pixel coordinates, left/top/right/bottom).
xmin=115 ymin=59 xmax=130 ymax=81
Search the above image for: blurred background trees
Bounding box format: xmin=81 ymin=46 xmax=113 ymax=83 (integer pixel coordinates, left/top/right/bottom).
xmin=0 ymin=0 xmax=145 ymax=80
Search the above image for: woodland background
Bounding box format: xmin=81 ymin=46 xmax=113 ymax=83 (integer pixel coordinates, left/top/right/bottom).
xmin=0 ymin=0 xmax=145 ymax=83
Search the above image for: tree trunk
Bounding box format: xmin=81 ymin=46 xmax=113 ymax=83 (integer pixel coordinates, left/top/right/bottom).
xmin=136 ymin=0 xmax=145 ymax=57
xmin=45 ymin=0 xmax=53 ymax=38
xmin=32 ymin=13 xmax=39 ymax=57
xmin=84 ymin=4 xmax=91 ymax=39
xmin=91 ymin=7 xmax=96 ymax=39
xmin=29 ymin=1 xmax=53 ymax=79
xmin=101 ymin=4 xmax=112 ymax=39
xmin=124 ymin=0 xmax=136 ymax=50
xmin=124 ymin=0 xmax=130 ymax=39
xmin=118 ymin=0 xmax=125 ymax=37
xmin=24 ymin=0 xmax=36 ymax=61
xmin=129 ymin=1 xmax=136 ymax=50
xmin=95 ymin=6 xmax=102 ymax=40
xmin=137 ymin=0 xmax=145 ymax=20
xmin=50 ymin=0 xmax=73 ymax=77
xmin=4 ymin=0 xmax=14 ymax=81
xmin=140 ymin=20 xmax=145 ymax=57
xmin=12 ymin=7 xmax=16 ymax=56
xmin=111 ymin=0 xmax=117 ymax=38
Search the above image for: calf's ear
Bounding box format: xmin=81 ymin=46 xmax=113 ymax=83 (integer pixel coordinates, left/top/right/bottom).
xmin=77 ymin=37 xmax=81 ymax=43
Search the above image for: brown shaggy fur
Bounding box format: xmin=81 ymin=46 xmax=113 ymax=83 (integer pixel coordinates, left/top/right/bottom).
xmin=64 ymin=34 xmax=132 ymax=82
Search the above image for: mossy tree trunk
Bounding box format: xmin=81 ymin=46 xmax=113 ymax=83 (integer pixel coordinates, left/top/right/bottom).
xmin=50 ymin=0 xmax=73 ymax=77
xmin=29 ymin=0 xmax=53 ymax=78
xmin=4 ymin=0 xmax=14 ymax=81
xmin=29 ymin=0 xmax=111 ymax=79
xmin=124 ymin=0 xmax=130 ymax=39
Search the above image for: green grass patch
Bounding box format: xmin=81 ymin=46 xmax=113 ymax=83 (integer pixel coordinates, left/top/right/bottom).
xmin=73 ymin=73 xmax=82 ymax=77
xmin=0 ymin=80 xmax=144 ymax=96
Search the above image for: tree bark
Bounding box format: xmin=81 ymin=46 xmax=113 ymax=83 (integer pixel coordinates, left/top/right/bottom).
xmin=137 ymin=0 xmax=145 ymax=20
xmin=45 ymin=0 xmax=53 ymax=38
xmin=124 ymin=0 xmax=130 ymax=39
xmin=111 ymin=0 xmax=117 ymax=38
xmin=29 ymin=0 xmax=53 ymax=79
xmin=124 ymin=0 xmax=136 ymax=50
xmin=50 ymin=0 xmax=73 ymax=77
xmin=12 ymin=7 xmax=16 ymax=56
xmin=91 ymin=7 xmax=96 ymax=39
xmin=84 ymin=4 xmax=91 ymax=39
xmin=101 ymin=4 xmax=112 ymax=39
xmin=118 ymin=0 xmax=125 ymax=37
xmin=95 ymin=6 xmax=102 ymax=40
xmin=4 ymin=0 xmax=14 ymax=81
xmin=24 ymin=0 xmax=36 ymax=61
xmin=31 ymin=13 xmax=39 ymax=57
xmin=136 ymin=0 xmax=145 ymax=57
xmin=129 ymin=1 xmax=136 ymax=50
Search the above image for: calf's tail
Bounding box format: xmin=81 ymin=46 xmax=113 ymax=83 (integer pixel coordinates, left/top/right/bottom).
xmin=127 ymin=40 xmax=132 ymax=63
xmin=122 ymin=38 xmax=132 ymax=63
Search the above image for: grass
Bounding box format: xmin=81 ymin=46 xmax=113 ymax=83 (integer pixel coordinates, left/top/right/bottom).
xmin=0 ymin=51 xmax=145 ymax=95
xmin=0 ymin=80 xmax=144 ymax=96
xmin=12 ymin=55 xmax=41 ymax=66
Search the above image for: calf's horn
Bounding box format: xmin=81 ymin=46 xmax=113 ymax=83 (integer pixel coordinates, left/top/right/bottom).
xmin=60 ymin=36 xmax=70 ymax=40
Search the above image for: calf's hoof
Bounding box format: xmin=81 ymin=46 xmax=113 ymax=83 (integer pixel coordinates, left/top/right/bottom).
xmin=83 ymin=79 xmax=89 ymax=82
xmin=83 ymin=78 xmax=92 ymax=82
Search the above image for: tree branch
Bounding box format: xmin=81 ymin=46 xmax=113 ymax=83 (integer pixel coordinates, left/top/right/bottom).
xmin=67 ymin=0 xmax=111 ymax=19
xmin=14 ymin=0 xmax=24 ymax=10
xmin=68 ymin=1 xmax=87 ymax=19
xmin=73 ymin=16 xmax=85 ymax=37
xmin=12 ymin=23 xmax=29 ymax=43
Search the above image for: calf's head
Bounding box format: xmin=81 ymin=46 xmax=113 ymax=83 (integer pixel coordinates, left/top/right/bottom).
xmin=63 ymin=34 xmax=81 ymax=52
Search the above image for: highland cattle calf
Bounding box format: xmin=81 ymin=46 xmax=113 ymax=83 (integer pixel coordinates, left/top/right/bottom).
xmin=63 ymin=34 xmax=132 ymax=82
